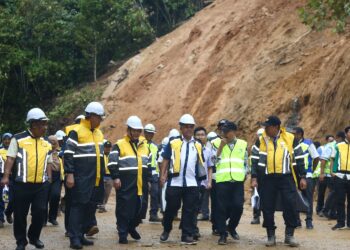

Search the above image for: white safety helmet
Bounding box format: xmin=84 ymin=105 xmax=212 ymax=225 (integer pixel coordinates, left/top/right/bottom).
xmin=75 ymin=114 xmax=85 ymax=121
xmin=85 ymin=102 xmax=105 ymax=117
xmin=179 ymin=114 xmax=195 ymax=125
xmin=144 ymin=124 xmax=156 ymax=133
xmin=207 ymin=131 xmax=217 ymax=140
xmin=168 ymin=128 xmax=180 ymax=138
xmin=257 ymin=128 xmax=265 ymax=137
xmin=26 ymin=108 xmax=49 ymax=122
xmin=55 ymin=130 xmax=66 ymax=141
xmin=161 ymin=137 xmax=169 ymax=146
xmin=126 ymin=116 xmax=143 ymax=130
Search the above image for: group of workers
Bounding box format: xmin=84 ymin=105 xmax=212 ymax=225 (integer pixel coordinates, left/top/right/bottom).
xmin=0 ymin=101 xmax=350 ymax=250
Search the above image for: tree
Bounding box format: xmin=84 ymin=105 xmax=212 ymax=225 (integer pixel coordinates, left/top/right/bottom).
xmin=300 ymin=0 xmax=350 ymax=32
xmin=75 ymin=0 xmax=154 ymax=81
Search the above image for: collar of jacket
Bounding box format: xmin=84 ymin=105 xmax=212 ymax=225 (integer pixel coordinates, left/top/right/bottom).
xmin=27 ymin=129 xmax=38 ymax=139
xmin=124 ymin=135 xmax=146 ymax=147
xmin=181 ymin=135 xmax=195 ymax=143
xmin=262 ymin=127 xmax=286 ymax=140
xmin=80 ymin=118 xmax=100 ymax=131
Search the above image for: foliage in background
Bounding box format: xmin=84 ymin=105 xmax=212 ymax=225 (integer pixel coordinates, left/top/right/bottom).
xmin=0 ymin=0 xmax=207 ymax=133
xmin=299 ymin=0 xmax=350 ymax=32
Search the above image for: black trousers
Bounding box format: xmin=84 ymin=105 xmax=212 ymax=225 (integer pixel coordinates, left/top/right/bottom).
xmin=44 ymin=172 xmax=62 ymax=223
xmin=13 ymin=182 xmax=49 ymax=246
xmin=116 ymin=189 xmax=142 ymax=238
xmin=68 ymin=201 xmax=97 ymax=241
xmin=317 ymin=176 xmax=337 ymax=216
xmin=210 ymin=180 xmax=218 ymax=231
xmin=199 ymin=185 xmax=210 ymax=218
xmin=261 ymin=175 xmax=298 ymax=230
xmin=335 ymin=177 xmax=350 ymax=226
xmin=150 ymin=175 xmax=160 ymax=217
xmin=140 ymin=183 xmax=149 ymax=220
xmin=64 ymin=181 xmax=72 ymax=232
xmin=298 ymin=178 xmax=317 ymax=222
xmin=162 ymin=186 xmax=199 ymax=237
xmin=216 ymin=182 xmax=244 ymax=235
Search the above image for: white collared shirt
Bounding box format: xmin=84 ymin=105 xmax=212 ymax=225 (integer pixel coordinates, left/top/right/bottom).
xmin=169 ymin=136 xmax=199 ymax=187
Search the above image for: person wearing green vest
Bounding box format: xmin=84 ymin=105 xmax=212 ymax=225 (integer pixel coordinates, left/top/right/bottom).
xmin=207 ymin=119 xmax=228 ymax=236
xmin=144 ymin=124 xmax=161 ymax=222
xmin=331 ymin=126 xmax=350 ymax=230
xmin=215 ymin=121 xmax=248 ymax=245
xmin=318 ymin=135 xmax=337 ymax=219
xmin=292 ymin=127 xmax=319 ymax=229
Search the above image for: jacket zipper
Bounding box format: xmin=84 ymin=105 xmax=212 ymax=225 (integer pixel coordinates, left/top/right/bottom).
xmin=230 ymin=147 xmax=234 ymax=181
xmin=346 ymin=144 xmax=349 ymax=172
xmin=273 ymin=141 xmax=276 ymax=174
xmin=228 ymin=142 xmax=236 ymax=181
xmin=34 ymin=138 xmax=38 ymax=183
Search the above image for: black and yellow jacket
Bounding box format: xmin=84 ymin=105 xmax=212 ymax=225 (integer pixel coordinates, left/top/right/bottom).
xmin=108 ymin=135 xmax=151 ymax=196
xmin=251 ymin=128 xmax=306 ymax=179
xmin=64 ymin=119 xmax=105 ymax=203
xmin=0 ymin=147 xmax=8 ymax=177
xmin=13 ymin=130 xmax=52 ymax=183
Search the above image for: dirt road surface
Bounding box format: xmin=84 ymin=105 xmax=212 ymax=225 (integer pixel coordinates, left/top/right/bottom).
xmin=1 ymin=192 xmax=349 ymax=250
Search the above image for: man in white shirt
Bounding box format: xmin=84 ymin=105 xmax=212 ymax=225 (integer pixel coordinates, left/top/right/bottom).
xmin=159 ymin=114 xmax=206 ymax=245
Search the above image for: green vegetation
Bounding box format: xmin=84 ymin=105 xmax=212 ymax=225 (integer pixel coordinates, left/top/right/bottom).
xmin=0 ymin=0 xmax=207 ymax=133
xmin=300 ymin=0 xmax=350 ymax=32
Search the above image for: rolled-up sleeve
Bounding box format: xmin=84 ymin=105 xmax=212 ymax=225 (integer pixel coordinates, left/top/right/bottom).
xmin=108 ymin=144 xmax=120 ymax=179
xmin=6 ymin=138 xmax=18 ymax=158
xmin=320 ymin=145 xmax=332 ymax=161
xmin=64 ymin=131 xmax=78 ymax=174
xmin=308 ymin=143 xmax=319 ymax=159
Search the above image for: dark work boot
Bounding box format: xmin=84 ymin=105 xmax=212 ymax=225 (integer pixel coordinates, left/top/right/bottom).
xmin=265 ymin=229 xmax=276 ymax=247
xmin=284 ymin=227 xmax=299 ymax=247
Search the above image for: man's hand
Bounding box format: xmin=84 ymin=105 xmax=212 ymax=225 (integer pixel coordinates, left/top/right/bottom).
xmin=220 ymin=137 xmax=228 ymax=145
xmin=300 ymin=178 xmax=307 ymax=190
xmin=113 ymin=178 xmax=121 ymax=190
xmin=1 ymin=175 xmax=9 ymax=187
xmin=206 ymin=182 xmax=212 ymax=190
xmin=66 ymin=174 xmax=75 ymax=189
xmin=160 ymin=175 xmax=167 ymax=188
xmin=251 ymin=177 xmax=258 ymax=188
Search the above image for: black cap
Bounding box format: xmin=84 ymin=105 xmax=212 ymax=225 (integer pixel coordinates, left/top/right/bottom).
xmin=222 ymin=121 xmax=237 ymax=132
xmin=261 ymin=116 xmax=281 ymax=127
xmin=104 ymin=141 xmax=112 ymax=147
xmin=217 ymin=119 xmax=228 ymax=128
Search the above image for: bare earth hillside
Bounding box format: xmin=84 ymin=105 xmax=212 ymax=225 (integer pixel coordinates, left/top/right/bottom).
xmin=101 ymin=0 xmax=350 ymax=143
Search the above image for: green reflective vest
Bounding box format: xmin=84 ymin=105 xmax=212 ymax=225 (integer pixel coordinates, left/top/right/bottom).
xmin=313 ymin=161 xmax=321 ymax=178
xmin=148 ymin=142 xmax=159 ymax=174
xmin=216 ymin=139 xmax=247 ymax=183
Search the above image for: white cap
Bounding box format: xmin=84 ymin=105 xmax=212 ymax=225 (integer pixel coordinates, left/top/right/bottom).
xmin=207 ymin=131 xmax=217 ymax=140
xmin=85 ymin=102 xmax=105 ymax=116
xmin=126 ymin=116 xmax=143 ymax=129
xmin=257 ymin=128 xmax=265 ymax=136
xmin=144 ymin=124 xmax=156 ymax=133
xmin=162 ymin=137 xmax=169 ymax=146
xmin=168 ymin=128 xmax=180 ymax=138
xmin=75 ymin=115 xmax=85 ymax=121
xmin=55 ymin=130 xmax=66 ymax=140
xmin=179 ymin=114 xmax=195 ymax=125
xmin=26 ymin=108 xmax=49 ymax=122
